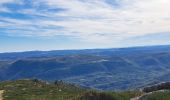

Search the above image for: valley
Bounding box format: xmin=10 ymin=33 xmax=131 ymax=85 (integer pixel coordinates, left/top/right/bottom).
xmin=0 ymin=45 xmax=170 ymax=91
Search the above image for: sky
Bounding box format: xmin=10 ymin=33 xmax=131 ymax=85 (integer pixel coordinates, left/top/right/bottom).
xmin=0 ymin=0 xmax=170 ymax=52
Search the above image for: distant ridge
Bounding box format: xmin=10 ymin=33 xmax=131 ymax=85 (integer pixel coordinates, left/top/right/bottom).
xmin=0 ymin=45 xmax=170 ymax=60
xmin=0 ymin=44 xmax=170 ymax=54
xmin=0 ymin=45 xmax=170 ymax=90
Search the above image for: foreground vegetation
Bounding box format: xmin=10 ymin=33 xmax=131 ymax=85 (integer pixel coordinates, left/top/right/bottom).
xmin=1 ymin=79 xmax=170 ymax=100
xmin=140 ymin=90 xmax=170 ymax=100
xmin=140 ymin=82 xmax=170 ymax=100
xmin=0 ymin=79 xmax=142 ymax=100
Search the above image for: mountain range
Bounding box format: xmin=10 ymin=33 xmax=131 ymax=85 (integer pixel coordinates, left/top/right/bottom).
xmin=0 ymin=45 xmax=170 ymax=90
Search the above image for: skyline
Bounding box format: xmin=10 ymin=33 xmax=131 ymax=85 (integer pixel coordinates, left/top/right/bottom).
xmin=0 ymin=0 xmax=170 ymax=52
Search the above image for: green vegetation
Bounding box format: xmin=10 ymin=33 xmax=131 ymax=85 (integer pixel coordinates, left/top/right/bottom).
xmin=140 ymin=91 xmax=170 ymax=100
xmin=0 ymin=79 xmax=84 ymax=100
xmin=143 ymin=82 xmax=170 ymax=93
xmin=0 ymin=79 xmax=142 ymax=100
xmin=79 ymin=91 xmax=142 ymax=100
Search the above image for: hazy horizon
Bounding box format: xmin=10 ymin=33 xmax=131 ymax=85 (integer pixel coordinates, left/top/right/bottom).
xmin=0 ymin=44 xmax=170 ymax=53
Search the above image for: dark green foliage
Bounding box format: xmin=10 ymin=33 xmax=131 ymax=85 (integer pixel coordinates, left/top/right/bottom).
xmin=140 ymin=91 xmax=170 ymax=100
xmin=79 ymin=91 xmax=127 ymax=100
xmin=143 ymin=82 xmax=170 ymax=93
xmin=78 ymin=91 xmax=143 ymax=100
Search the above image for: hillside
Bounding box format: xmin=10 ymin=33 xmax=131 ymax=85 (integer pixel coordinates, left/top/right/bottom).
xmin=139 ymin=90 xmax=170 ymax=100
xmin=0 ymin=79 xmax=85 ymax=100
xmin=0 ymin=79 xmax=142 ymax=100
xmin=138 ymin=82 xmax=170 ymax=100
xmin=1 ymin=79 xmax=170 ymax=100
xmin=0 ymin=45 xmax=170 ymax=90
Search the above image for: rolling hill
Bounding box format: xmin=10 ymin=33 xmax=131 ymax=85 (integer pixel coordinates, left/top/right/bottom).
xmin=0 ymin=45 xmax=170 ymax=90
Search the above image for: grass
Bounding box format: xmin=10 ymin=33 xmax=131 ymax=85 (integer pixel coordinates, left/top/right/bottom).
xmin=0 ymin=79 xmax=142 ymax=100
xmin=140 ymin=90 xmax=170 ymax=100
xmin=0 ymin=79 xmax=85 ymax=100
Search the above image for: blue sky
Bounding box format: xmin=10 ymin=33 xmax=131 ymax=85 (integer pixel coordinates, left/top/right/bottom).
xmin=0 ymin=0 xmax=170 ymax=52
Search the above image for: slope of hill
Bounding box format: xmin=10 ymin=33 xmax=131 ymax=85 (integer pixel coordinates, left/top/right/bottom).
xmin=0 ymin=45 xmax=170 ymax=90
xmin=0 ymin=79 xmax=142 ymax=100
xmin=137 ymin=82 xmax=170 ymax=100
xmin=1 ymin=79 xmax=170 ymax=100
xmin=0 ymin=79 xmax=85 ymax=100
xmin=139 ymin=90 xmax=170 ymax=100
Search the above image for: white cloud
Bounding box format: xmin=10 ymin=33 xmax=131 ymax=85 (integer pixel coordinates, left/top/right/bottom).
xmin=35 ymin=0 xmax=170 ymax=36
xmin=0 ymin=0 xmax=15 ymax=4
xmin=0 ymin=0 xmax=170 ymax=46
